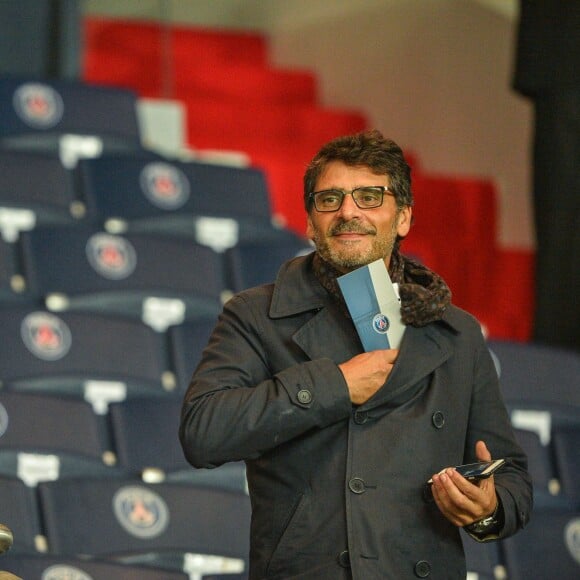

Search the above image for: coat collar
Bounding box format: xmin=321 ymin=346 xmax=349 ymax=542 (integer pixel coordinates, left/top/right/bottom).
xmin=269 ymin=254 xmax=465 ymax=410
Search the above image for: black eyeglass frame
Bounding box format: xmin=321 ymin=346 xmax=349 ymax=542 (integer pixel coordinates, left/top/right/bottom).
xmin=308 ymin=186 xmax=394 ymax=212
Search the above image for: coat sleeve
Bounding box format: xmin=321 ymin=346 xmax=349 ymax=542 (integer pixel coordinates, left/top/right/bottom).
xmin=179 ymin=293 xmax=353 ymax=468
xmin=462 ymin=333 xmax=533 ymax=540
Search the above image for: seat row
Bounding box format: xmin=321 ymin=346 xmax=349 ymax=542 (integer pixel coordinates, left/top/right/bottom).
xmin=0 ymin=474 xmax=250 ymax=579
xmin=0 ymin=225 xmax=312 ymax=330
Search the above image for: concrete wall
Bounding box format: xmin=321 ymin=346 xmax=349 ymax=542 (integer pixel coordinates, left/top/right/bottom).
xmin=83 ymin=0 xmax=534 ymax=248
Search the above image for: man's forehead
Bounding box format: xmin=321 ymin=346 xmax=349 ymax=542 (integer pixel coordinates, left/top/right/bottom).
xmin=316 ymin=161 xmax=390 ymax=187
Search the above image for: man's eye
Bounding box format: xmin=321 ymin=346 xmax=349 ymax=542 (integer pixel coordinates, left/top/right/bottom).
xmin=319 ymin=193 xmax=340 ymax=205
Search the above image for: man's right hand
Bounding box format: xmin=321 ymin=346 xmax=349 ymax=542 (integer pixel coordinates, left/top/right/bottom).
xmin=338 ymin=349 xmax=399 ymax=405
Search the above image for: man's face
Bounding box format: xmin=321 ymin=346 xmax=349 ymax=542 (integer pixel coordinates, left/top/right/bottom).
xmin=306 ymin=161 xmax=412 ymax=273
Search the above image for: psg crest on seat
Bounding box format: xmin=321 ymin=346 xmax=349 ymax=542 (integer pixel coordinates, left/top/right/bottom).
xmin=112 ymin=485 xmax=169 ymax=539
xmin=139 ymin=162 xmax=190 ymax=210
xmin=86 ymin=233 xmax=137 ymax=280
xmin=20 ymin=312 xmax=72 ymax=361
xmin=12 ymin=82 xmax=64 ymax=129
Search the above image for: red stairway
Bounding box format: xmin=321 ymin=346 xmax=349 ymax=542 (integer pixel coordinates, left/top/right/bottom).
xmin=82 ymin=16 xmax=533 ymax=342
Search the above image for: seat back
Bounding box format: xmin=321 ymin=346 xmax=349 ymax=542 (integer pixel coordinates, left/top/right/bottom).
xmin=21 ymin=226 xmax=227 ymax=329
xmin=0 ymin=77 xmax=142 ymax=167
xmin=501 ymin=509 xmax=580 ymax=579
xmin=0 ymin=307 xmax=174 ymax=407
xmin=39 ymin=478 xmax=251 ymax=574
xmin=0 ymin=391 xmax=118 ymax=486
xmin=0 ymin=477 xmax=44 ymax=555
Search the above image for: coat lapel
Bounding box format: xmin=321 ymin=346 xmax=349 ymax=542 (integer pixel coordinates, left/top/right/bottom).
xmin=363 ymin=323 xmax=454 ymax=411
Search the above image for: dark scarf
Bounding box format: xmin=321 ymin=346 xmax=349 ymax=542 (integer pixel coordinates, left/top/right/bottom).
xmin=312 ymin=250 xmax=451 ymax=327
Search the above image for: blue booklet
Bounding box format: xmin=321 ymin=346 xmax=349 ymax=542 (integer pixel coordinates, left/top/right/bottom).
xmin=337 ymin=259 xmax=406 ymax=350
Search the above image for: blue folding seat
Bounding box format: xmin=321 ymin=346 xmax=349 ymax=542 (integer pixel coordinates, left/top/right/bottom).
xmin=460 ymin=529 xmax=504 ymax=580
xmin=0 ymin=77 xmax=142 ymax=166
xmin=225 ymin=235 xmax=313 ymax=292
xmin=167 ymin=319 xmax=216 ymax=392
xmin=1 ymin=554 xmax=190 ymax=580
xmin=552 ymin=427 xmax=580 ymax=505
xmin=488 ymin=340 xmax=580 ymax=418
xmin=0 ymin=307 xmax=175 ymax=407
xmin=109 ymin=397 xmax=247 ymax=492
xmin=0 ymin=476 xmax=45 ymax=555
xmin=38 ymin=477 xmax=251 ymax=577
xmin=0 ymin=391 xmax=119 ymax=486
xmin=512 ymin=427 xmax=564 ymax=508
xmin=0 ymin=150 xmax=87 ymax=244
xmin=0 ymin=237 xmax=28 ymax=303
xmin=21 ymin=225 xmax=227 ymax=329
xmin=76 ymin=152 xmax=290 ymax=251
xmin=501 ymin=508 xmax=580 ymax=579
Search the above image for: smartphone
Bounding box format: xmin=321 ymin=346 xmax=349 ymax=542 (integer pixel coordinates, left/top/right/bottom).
xmin=427 ymin=459 xmax=505 ymax=485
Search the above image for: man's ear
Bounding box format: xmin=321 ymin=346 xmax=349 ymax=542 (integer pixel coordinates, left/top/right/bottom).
xmin=306 ymin=215 xmax=315 ymax=240
xmin=396 ymin=206 xmax=412 ymax=238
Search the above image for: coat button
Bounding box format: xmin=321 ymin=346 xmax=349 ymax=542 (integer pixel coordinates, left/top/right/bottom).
xmin=414 ymin=560 xmax=431 ymax=577
xmin=348 ymin=477 xmax=366 ymax=494
xmin=353 ymin=410 xmax=368 ymax=424
xmin=297 ymin=389 xmax=312 ymax=404
xmin=337 ymin=550 xmax=350 ymax=568
xmin=431 ymin=411 xmax=445 ymax=429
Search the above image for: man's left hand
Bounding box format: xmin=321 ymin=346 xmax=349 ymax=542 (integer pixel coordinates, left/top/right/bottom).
xmin=431 ymin=440 xmax=498 ymax=527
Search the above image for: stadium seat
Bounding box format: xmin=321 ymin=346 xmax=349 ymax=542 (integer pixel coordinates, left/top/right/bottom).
xmin=512 ymin=427 xmax=563 ymax=508
xmin=109 ymin=397 xmax=247 ymax=492
xmin=489 ymin=341 xmax=580 ymax=416
xmin=21 ymin=225 xmax=228 ymax=329
xmin=0 ymin=392 xmax=119 ymax=486
xmin=225 ymin=236 xmax=313 ymax=292
xmin=0 ymin=238 xmax=27 ymax=302
xmin=501 ymin=508 xmax=580 ymax=579
xmin=0 ymin=307 xmax=175 ymax=410
xmin=0 ymin=554 xmax=190 ymax=580
xmin=167 ymin=319 xmax=217 ymax=392
xmin=0 ymin=150 xmax=86 ymax=242
xmin=0 ymin=76 xmax=142 ymax=168
xmin=0 ymin=476 xmax=45 ymax=555
xmin=38 ymin=477 xmax=251 ymax=576
xmin=461 ymin=529 xmax=504 ymax=580
xmin=77 ymin=152 xmax=285 ymax=251
xmin=552 ymin=427 xmax=580 ymax=505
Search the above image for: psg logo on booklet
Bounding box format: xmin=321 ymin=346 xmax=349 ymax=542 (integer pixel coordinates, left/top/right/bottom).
xmin=41 ymin=565 xmax=93 ymax=580
xmin=86 ymin=233 xmax=137 ymax=280
xmin=113 ymin=485 xmax=169 ymax=539
xmin=21 ymin=312 xmax=72 ymax=361
xmin=13 ymin=82 xmax=64 ymax=129
xmin=372 ymin=313 xmax=390 ymax=334
xmin=139 ymin=162 xmax=190 ymax=210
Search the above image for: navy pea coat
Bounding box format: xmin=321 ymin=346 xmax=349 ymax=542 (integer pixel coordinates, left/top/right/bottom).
xmin=180 ymin=254 xmax=532 ymax=579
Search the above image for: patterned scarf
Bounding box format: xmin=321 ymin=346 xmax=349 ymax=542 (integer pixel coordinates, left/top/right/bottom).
xmin=312 ymin=250 xmax=451 ymax=327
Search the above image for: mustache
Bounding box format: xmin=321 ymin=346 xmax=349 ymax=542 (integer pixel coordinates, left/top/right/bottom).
xmin=329 ymin=220 xmax=376 ymax=236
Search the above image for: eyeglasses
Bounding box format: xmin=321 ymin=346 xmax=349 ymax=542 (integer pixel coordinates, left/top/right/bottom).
xmin=308 ymin=186 xmax=393 ymax=212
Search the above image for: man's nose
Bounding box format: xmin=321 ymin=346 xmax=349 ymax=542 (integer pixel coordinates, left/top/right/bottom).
xmin=336 ymin=192 xmax=363 ymax=219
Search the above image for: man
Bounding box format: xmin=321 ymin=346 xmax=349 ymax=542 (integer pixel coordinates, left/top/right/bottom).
xmin=180 ymin=130 xmax=532 ymax=579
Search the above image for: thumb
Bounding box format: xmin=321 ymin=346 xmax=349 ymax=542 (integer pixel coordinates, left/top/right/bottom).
xmin=475 ymin=440 xmax=492 ymax=462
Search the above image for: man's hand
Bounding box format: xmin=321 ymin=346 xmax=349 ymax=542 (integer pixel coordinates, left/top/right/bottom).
xmin=338 ymin=349 xmax=399 ymax=405
xmin=431 ymin=441 xmax=498 ymax=527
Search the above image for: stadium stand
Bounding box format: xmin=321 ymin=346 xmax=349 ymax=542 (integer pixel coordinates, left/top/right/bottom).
xmin=0 ymin=12 xmax=577 ymax=580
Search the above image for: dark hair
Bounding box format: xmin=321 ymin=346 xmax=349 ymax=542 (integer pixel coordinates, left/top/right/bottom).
xmin=303 ymin=129 xmax=413 ymax=212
